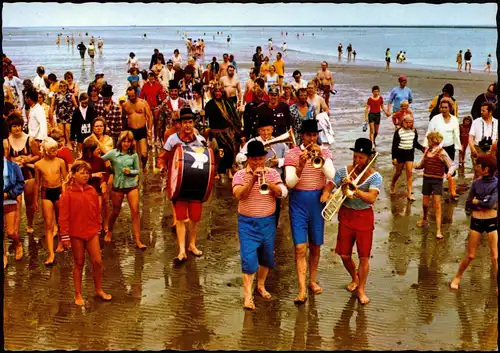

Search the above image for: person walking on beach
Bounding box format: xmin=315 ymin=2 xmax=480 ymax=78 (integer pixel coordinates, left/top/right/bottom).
xmin=484 ymin=54 xmax=492 ymax=73
xmin=450 ymin=154 xmax=497 ymax=296
xmin=59 ymin=160 xmax=112 ymax=305
xmin=414 ymin=132 xmax=457 ymax=239
xmin=471 ymin=83 xmax=497 ymax=120
xmin=97 ymin=37 xmax=103 ymax=55
xmin=314 ymin=61 xmax=334 ymax=109
xmin=385 ymin=48 xmax=391 ymax=71
xmin=456 ymin=50 xmax=463 ymax=72
xmin=386 ymin=75 xmax=413 ymax=114
xmin=429 ymin=83 xmax=458 ymax=120
xmin=464 ymin=49 xmax=472 ymax=73
xmin=127 ymin=52 xmax=139 ymax=72
xmin=87 ymin=42 xmax=96 ymax=65
xmin=347 ymin=43 xmax=353 ymax=61
xmin=252 ymin=46 xmax=263 ymax=77
xmin=337 ymin=43 xmax=343 ymax=60
xmin=364 ymin=85 xmax=386 ymax=148
xmin=273 ymin=52 xmax=285 ymax=88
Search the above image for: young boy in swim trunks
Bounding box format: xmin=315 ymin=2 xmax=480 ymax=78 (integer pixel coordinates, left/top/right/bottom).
xmin=33 ymin=138 xmax=68 ymax=265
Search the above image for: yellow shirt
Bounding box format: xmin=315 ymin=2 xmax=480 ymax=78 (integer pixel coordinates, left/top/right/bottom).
xmin=260 ymin=63 xmax=270 ymax=77
xmin=429 ymin=95 xmax=459 ymax=118
xmin=273 ymin=59 xmax=285 ymax=76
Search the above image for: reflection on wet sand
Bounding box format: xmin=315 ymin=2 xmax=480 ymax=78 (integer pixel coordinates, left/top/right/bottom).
xmin=332 ymin=296 xmax=369 ymax=350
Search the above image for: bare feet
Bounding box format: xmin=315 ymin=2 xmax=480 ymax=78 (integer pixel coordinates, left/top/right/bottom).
xmin=243 ymin=296 xmax=256 ymax=310
xmin=294 ymin=294 xmax=307 ymax=304
xmin=357 ymin=289 xmax=370 ymax=305
xmin=55 ymin=244 xmax=65 ymax=253
xmin=26 ymin=226 xmax=34 ymax=234
xmin=390 ymin=184 xmax=396 ymax=194
xmin=346 ymin=280 xmax=359 ymax=292
xmin=3 ymin=256 xmax=7 ymax=269
xmin=96 ymin=290 xmax=112 ymax=301
xmin=104 ymin=232 xmax=112 ymax=242
xmin=188 ymin=246 xmax=203 ymax=256
xmin=74 ymin=296 xmax=85 ymax=306
xmin=257 ymin=287 xmax=272 ymax=299
xmin=44 ymin=253 xmax=55 ymax=266
xmin=174 ymin=253 xmax=187 ymax=263
xmin=309 ymin=282 xmax=323 ymax=295
xmin=15 ymin=244 xmax=23 ymax=260
xmin=407 ymin=195 xmax=416 ymax=201
xmin=136 ymin=241 xmax=147 ymax=250
xmin=436 ymin=232 xmax=444 ymax=239
xmin=450 ymin=277 xmax=460 ymax=290
xmin=416 ymin=219 xmax=428 ymax=227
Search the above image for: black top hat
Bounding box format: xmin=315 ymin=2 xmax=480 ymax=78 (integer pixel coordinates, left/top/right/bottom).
xmin=179 ymin=108 xmax=195 ymax=121
xmin=169 ymin=80 xmax=179 ymax=90
xmin=350 ymin=138 xmax=373 ymax=155
xmin=101 ymin=84 xmax=114 ymax=97
xmin=246 ymin=140 xmax=268 ymax=157
xmin=192 ymin=82 xmax=203 ymax=95
xmin=298 ymin=119 xmax=322 ymax=134
xmin=256 ymin=115 xmax=274 ymax=129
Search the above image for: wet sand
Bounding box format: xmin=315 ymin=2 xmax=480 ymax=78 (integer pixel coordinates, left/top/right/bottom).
xmin=3 ymin=64 xmax=498 ymax=350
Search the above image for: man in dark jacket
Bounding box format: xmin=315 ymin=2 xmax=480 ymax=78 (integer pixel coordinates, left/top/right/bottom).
xmin=149 ymin=48 xmax=164 ymax=70
xmin=471 ymin=83 xmax=498 ymax=120
xmin=258 ymin=85 xmax=291 ymax=137
xmin=70 ymin=92 xmax=97 ymax=151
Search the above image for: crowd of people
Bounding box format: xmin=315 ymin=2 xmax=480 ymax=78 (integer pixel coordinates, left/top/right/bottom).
xmin=2 ymin=38 xmax=498 ymax=309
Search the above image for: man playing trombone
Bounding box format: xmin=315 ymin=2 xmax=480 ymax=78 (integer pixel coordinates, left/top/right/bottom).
xmin=284 ymin=119 xmax=336 ymax=304
xmin=331 ymin=138 xmax=382 ymax=305
xmin=235 ymin=115 xmax=290 ymax=226
xmin=232 ymin=140 xmax=288 ymax=310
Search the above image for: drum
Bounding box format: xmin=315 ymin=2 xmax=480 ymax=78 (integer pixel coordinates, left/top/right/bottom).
xmin=169 ymin=144 xmax=215 ymax=202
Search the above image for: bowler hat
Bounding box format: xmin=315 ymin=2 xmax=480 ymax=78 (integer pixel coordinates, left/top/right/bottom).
xmin=179 ymin=108 xmax=195 ymax=121
xmin=101 ymin=84 xmax=114 ymax=97
xmin=246 ymin=140 xmax=268 ymax=157
xmin=298 ymin=119 xmax=322 ymax=134
xmin=350 ymin=138 xmax=374 ymax=155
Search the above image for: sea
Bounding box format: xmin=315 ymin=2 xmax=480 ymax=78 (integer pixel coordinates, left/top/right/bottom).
xmin=2 ymin=25 xmax=497 ymax=108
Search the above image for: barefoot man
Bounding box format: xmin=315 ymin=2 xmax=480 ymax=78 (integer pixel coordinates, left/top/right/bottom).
xmin=161 ymin=109 xmax=210 ymax=262
xmin=314 ymin=61 xmax=334 ymax=109
xmin=332 ymin=138 xmax=382 ymax=305
xmin=233 ymin=140 xmax=288 ymax=310
xmin=284 ymin=119 xmax=336 ymax=304
xmin=221 ymin=65 xmax=242 ymax=109
xmin=122 ymin=86 xmax=153 ymax=170
xmin=33 ymin=138 xmax=68 ymax=265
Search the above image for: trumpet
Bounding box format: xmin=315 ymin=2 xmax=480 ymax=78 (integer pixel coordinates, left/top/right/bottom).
xmin=321 ymin=152 xmax=379 ymax=222
xmin=254 ymin=170 xmax=270 ymax=195
xmin=304 ymin=143 xmax=325 ymax=169
xmin=262 ymin=128 xmax=297 ymax=148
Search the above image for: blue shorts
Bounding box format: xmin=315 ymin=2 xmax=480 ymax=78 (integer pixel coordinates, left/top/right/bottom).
xmin=238 ymin=214 xmax=276 ymax=274
xmin=289 ymin=189 xmax=325 ymax=246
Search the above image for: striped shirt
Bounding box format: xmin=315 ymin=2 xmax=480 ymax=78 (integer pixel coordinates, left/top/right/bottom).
xmin=333 ymin=166 xmax=383 ymax=210
xmin=397 ymin=128 xmax=416 ymax=150
xmin=284 ymin=146 xmax=333 ymax=191
xmin=232 ymin=167 xmax=284 ymax=217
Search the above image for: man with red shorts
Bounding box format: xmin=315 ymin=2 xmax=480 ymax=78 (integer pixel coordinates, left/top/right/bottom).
xmin=333 ymin=138 xmax=382 ymax=305
xmin=160 ymin=108 xmax=210 ymax=262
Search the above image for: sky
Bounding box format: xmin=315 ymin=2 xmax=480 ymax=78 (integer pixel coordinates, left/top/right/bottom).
xmin=2 ymin=2 xmax=498 ymax=27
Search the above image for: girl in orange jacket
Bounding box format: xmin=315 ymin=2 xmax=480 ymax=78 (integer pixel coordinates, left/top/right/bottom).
xmin=59 ymin=160 xmax=112 ymax=306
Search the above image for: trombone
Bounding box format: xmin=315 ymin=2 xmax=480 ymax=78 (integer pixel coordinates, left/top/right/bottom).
xmin=304 ymin=143 xmax=325 ymax=169
xmin=321 ymin=152 xmax=379 ymax=222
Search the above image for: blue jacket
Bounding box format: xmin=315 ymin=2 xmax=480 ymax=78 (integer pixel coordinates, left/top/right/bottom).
xmin=466 ymin=176 xmax=497 ymax=210
xmin=3 ymin=159 xmax=25 ymax=200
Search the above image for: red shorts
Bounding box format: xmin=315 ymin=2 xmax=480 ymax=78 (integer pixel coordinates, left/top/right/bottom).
xmin=335 ymin=207 xmax=374 ymax=258
xmin=174 ymin=200 xmax=203 ymax=222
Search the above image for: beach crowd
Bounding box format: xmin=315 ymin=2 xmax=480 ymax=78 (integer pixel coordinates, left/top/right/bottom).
xmin=2 ymin=33 xmax=498 ymax=310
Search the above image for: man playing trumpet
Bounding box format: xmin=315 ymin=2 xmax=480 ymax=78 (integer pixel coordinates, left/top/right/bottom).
xmin=232 ymin=140 xmax=288 ymax=310
xmin=284 ymin=119 xmax=336 ymax=303
xmin=332 ymin=138 xmax=382 ymax=305
xmin=235 ymin=114 xmax=289 ymax=226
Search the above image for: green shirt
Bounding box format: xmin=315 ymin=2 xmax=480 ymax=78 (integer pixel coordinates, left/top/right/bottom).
xmin=102 ymin=149 xmax=140 ymax=189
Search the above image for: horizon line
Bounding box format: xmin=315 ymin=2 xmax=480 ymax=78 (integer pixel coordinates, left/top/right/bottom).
xmin=4 ymin=25 xmax=496 ymax=29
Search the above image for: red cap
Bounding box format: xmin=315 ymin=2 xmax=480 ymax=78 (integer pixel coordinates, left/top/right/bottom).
xmin=398 ymin=75 xmax=408 ymax=82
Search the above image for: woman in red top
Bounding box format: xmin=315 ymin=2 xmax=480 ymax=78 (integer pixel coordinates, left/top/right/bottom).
xmin=59 ymin=160 xmax=112 ymax=306
xmin=279 ymin=83 xmax=297 ymax=106
xmin=459 ymin=116 xmax=472 ymax=165
xmin=364 ymin=85 xmax=389 ymax=148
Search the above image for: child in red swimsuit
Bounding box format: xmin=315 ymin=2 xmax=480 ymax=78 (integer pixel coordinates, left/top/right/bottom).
xmin=59 ymin=160 xmax=112 ymax=306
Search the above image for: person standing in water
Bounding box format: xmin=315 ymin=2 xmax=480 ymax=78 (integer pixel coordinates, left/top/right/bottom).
xmin=385 ymin=48 xmax=391 ymax=71
xmin=77 ymin=42 xmax=86 ymax=64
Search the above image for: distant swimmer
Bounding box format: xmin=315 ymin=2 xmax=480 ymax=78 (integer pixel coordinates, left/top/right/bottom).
xmin=56 ymin=36 xmax=60 ymax=46
xmin=227 ymin=35 xmax=231 ymax=47
xmin=97 ymin=37 xmax=104 ymax=55
xmin=144 ymin=33 xmax=147 ymax=39
xmin=85 ymin=32 xmax=88 ymax=36
xmin=281 ymin=42 xmax=287 ymax=56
